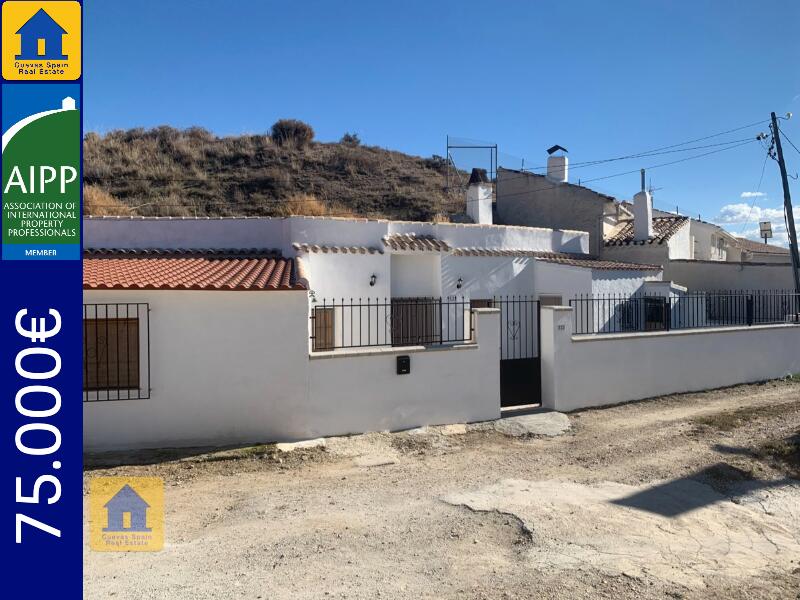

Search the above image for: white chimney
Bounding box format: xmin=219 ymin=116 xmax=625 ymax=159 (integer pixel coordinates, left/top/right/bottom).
xmin=545 ymin=145 xmax=568 ymax=183
xmin=466 ymin=168 xmax=493 ymax=225
xmin=633 ymin=190 xmax=654 ymax=241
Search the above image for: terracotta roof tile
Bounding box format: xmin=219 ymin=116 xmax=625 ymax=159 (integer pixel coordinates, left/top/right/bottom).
xmin=734 ymin=237 xmax=790 ymax=255
xmin=292 ymin=243 xmax=383 ymax=255
xmin=604 ymin=216 xmax=689 ymax=246
xmin=83 ymin=249 xmax=307 ymax=291
xmin=382 ymin=233 xmax=450 ymax=252
xmin=451 ymin=248 xmax=661 ymax=271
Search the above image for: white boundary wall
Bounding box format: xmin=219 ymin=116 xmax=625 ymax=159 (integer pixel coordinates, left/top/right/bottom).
xmin=540 ymin=306 xmax=800 ymax=412
xmin=83 ymin=291 xmax=500 ymax=451
xmin=305 ymin=308 xmax=500 ymax=438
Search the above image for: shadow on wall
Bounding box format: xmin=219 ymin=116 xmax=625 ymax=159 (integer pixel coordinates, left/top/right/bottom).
xmin=441 ymin=257 xmax=535 ymax=298
xmin=553 ymin=229 xmax=585 ymax=254
xmin=610 ymin=462 xmax=794 ymax=517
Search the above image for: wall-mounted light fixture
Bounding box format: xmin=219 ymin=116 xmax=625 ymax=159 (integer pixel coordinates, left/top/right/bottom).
xmin=456 ymin=277 xmax=463 ymax=289
xmin=309 ymin=290 xmax=318 ymax=303
xmin=369 ymin=274 xmax=377 ymax=287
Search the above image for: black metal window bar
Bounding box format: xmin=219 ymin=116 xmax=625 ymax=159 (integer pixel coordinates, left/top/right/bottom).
xmin=571 ymin=290 xmax=800 ymax=335
xmin=83 ymin=303 xmax=151 ymax=401
xmin=310 ymin=297 xmax=472 ymax=351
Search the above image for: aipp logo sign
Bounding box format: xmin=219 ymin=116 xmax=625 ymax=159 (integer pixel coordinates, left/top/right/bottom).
xmin=2 ymin=1 xmax=81 ymax=80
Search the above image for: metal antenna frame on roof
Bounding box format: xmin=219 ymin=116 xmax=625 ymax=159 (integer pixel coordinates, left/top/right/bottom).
xmin=445 ymin=135 xmax=498 ymax=209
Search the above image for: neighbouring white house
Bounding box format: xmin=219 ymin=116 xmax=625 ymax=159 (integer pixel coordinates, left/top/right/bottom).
xmin=605 ymin=195 xmax=796 ymax=291
xmin=496 ymin=147 xmax=796 ymax=290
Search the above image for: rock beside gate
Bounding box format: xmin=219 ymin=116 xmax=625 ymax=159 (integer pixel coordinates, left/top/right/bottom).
xmin=493 ymin=411 xmax=571 ymax=437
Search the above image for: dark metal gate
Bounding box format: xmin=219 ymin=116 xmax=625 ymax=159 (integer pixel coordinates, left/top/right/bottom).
xmin=493 ymin=297 xmax=541 ymax=407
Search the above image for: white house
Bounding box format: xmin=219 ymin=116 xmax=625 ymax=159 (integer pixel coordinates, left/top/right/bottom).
xmin=80 ymin=209 xmax=800 ymax=451
xmin=605 ymin=197 xmax=796 ymax=291
xmin=82 ymin=210 xmax=666 ymax=450
xmin=496 ymin=147 xmax=796 ymax=291
xmin=84 ymin=204 xmax=662 ymax=307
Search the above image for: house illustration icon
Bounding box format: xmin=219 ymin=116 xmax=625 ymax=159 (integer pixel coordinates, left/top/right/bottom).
xmin=15 ymin=8 xmax=68 ymax=60
xmin=103 ymin=484 xmax=151 ymax=532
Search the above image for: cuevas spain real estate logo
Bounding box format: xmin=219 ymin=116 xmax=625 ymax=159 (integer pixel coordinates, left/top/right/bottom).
xmin=89 ymin=477 xmax=164 ymax=552
xmin=2 ymin=1 xmax=81 ymax=80
xmin=2 ymin=84 xmax=80 ymax=260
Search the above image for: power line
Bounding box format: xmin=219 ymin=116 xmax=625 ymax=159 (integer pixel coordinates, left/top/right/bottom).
xmin=499 ymin=118 xmax=768 ymax=174
xmin=779 ymin=129 xmax=800 ymax=157
xmin=494 ymin=137 xmax=758 ymax=188
xmin=739 ymin=149 xmax=770 ymax=234
xmin=494 ymin=139 xmax=759 ymax=203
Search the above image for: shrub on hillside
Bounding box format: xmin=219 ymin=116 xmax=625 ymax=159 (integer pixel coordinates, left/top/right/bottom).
xmin=340 ymin=132 xmax=361 ymax=146
xmin=276 ymin=193 xmax=328 ymax=217
xmin=270 ymin=119 xmax=314 ymax=148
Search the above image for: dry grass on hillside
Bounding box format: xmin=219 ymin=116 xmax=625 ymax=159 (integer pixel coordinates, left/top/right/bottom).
xmin=83 ymin=126 xmax=466 ymax=221
xmin=83 ymin=185 xmax=130 ymax=216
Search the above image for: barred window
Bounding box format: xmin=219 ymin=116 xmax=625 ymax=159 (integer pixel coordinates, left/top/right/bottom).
xmin=83 ymin=303 xmax=150 ymax=401
xmin=84 ymin=318 xmax=139 ymax=390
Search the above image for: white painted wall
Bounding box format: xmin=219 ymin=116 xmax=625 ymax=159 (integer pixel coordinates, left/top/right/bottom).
xmin=741 ymin=252 xmax=792 ymax=265
xmin=666 ymin=222 xmax=692 ymax=259
xmin=85 ymin=216 xmax=589 ymax=258
xmin=391 ymin=254 xmax=442 ymax=297
xmin=664 ymin=260 xmax=795 ymax=291
xmin=688 ymin=220 xmax=718 ymax=261
xmin=591 ymin=269 xmax=661 ymax=295
xmin=602 ymin=242 xmax=670 ymax=268
xmin=305 ymin=309 xmax=500 ymax=437
xmin=441 ymin=255 xmax=536 ymax=299
xmin=84 ymin=291 xmax=501 ymax=450
xmin=83 ymin=289 xmax=311 ymax=450
xmin=540 ymin=306 xmax=800 ymax=412
xmin=84 ymin=217 xmax=286 ymax=250
xmin=535 ymin=261 xmax=592 ymax=301
xmin=304 ymin=252 xmax=390 ymax=301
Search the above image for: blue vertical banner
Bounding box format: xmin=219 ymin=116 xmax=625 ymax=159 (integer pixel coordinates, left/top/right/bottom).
xmin=1 ymin=1 xmax=83 ymax=598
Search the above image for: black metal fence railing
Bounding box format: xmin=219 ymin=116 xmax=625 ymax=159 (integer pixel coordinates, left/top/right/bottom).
xmin=571 ymin=290 xmax=800 ymax=335
xmin=310 ymin=297 xmax=472 ymax=351
xmin=83 ymin=303 xmax=151 ymax=401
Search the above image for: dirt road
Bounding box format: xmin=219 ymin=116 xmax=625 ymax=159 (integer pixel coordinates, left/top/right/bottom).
xmin=84 ymin=379 xmax=800 ymax=599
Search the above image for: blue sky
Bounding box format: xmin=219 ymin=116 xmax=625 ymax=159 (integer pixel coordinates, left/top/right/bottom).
xmin=85 ymin=0 xmax=800 ymax=243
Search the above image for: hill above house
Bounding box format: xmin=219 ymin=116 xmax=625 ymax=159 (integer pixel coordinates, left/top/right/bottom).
xmin=83 ymin=124 xmax=465 ymax=221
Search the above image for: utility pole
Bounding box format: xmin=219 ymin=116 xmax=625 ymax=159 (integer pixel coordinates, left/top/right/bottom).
xmin=771 ymin=112 xmax=800 ymax=294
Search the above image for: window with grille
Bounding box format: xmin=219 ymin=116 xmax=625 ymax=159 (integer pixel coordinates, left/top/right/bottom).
xmin=84 ymin=318 xmax=139 ymax=390
xmin=83 ymin=303 xmax=150 ymax=401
